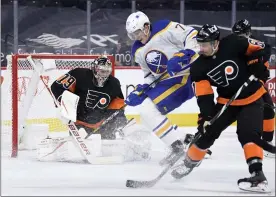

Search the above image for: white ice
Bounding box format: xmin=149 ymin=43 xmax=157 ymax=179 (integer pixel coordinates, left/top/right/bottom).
xmin=2 ymin=126 xmax=275 ymax=196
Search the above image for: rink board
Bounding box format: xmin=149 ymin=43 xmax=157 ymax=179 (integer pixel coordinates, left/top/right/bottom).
xmin=1 ymin=67 xmax=275 ymax=128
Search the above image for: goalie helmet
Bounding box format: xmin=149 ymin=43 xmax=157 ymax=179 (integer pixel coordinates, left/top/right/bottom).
xmin=126 ymin=11 xmax=150 ymax=40
xmin=232 ymin=19 xmax=251 ymax=36
xmin=92 ymin=55 xmax=112 ymax=87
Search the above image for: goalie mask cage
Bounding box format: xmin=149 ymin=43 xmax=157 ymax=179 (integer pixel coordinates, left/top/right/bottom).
xmin=1 ymin=54 xmax=115 ymax=158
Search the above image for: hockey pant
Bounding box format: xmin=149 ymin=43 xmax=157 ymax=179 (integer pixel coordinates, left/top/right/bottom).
xmin=139 ymin=75 xmax=194 ymax=145
xmin=188 ymin=98 xmax=264 ymax=174
xmin=262 ymin=88 xmax=275 ymax=142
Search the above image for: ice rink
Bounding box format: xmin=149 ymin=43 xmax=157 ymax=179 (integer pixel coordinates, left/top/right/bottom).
xmin=2 ymin=126 xmax=275 ymax=196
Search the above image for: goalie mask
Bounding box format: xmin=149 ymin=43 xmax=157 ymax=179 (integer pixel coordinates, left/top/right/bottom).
xmin=92 ymin=55 xmax=112 ymax=87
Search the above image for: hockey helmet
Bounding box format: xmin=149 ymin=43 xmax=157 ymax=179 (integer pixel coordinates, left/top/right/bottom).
xmin=126 ymin=11 xmax=150 ymax=40
xmin=92 ymin=55 xmax=112 ymax=87
xmin=196 ymin=24 xmax=220 ymax=43
xmin=232 ymin=19 xmax=251 ymax=35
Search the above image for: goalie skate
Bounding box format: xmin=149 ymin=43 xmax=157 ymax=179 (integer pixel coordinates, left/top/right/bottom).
xmin=238 ymin=171 xmax=271 ymax=193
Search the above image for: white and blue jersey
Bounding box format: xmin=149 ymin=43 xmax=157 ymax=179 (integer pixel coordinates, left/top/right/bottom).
xmin=131 ymin=20 xmax=200 ymax=115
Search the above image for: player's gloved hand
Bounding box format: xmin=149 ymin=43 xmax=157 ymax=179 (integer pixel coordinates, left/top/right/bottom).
xmin=125 ymin=84 xmax=150 ymax=106
xmin=248 ymin=63 xmax=269 ymax=82
xmin=247 ymin=50 xmax=269 ymax=81
xmin=167 ymin=49 xmax=196 ymax=76
xmin=197 ymin=115 xmax=212 ymax=135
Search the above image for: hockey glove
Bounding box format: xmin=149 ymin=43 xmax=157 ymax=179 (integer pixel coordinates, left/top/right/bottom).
xmin=197 ymin=115 xmax=212 ymax=135
xmin=167 ymin=49 xmax=196 ymax=76
xmin=125 ymin=84 xmax=150 ymax=106
xmin=247 ymin=50 xmax=270 ymax=81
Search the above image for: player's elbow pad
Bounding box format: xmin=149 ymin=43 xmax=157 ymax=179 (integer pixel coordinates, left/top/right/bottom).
xmin=247 ymin=49 xmax=267 ymax=64
xmin=197 ymin=95 xmax=215 ymax=119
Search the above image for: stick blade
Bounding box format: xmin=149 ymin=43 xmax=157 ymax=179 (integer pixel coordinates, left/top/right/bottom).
xmin=126 ymin=180 xmax=152 ymax=188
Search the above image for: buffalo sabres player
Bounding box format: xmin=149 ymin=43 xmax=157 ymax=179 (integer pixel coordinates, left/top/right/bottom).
xmin=232 ymin=19 xmax=275 ymax=158
xmin=170 ymin=24 xmax=274 ymax=193
xmin=125 ymin=11 xmax=202 ymax=163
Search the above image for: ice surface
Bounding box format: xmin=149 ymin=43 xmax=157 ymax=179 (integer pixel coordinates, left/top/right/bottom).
xmin=2 ymin=126 xmax=275 ymax=196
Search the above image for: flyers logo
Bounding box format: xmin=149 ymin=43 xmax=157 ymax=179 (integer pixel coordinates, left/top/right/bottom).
xmin=85 ymin=90 xmax=111 ymax=109
xmin=207 ymin=60 xmax=239 ymax=87
xmin=248 ymin=38 xmax=265 ymax=48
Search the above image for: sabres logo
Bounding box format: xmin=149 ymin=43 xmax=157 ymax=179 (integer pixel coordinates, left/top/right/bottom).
xmin=145 ymin=50 xmax=168 ymax=74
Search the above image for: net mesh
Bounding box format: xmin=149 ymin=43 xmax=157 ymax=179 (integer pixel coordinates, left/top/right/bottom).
xmin=1 ymin=54 xmax=114 ymax=157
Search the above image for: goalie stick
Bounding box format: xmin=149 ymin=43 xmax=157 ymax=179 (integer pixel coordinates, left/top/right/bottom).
xmin=27 ymin=56 xmax=123 ymax=164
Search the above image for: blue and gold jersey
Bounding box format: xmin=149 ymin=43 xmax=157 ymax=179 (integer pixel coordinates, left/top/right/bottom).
xmin=131 ymin=20 xmax=200 ymax=84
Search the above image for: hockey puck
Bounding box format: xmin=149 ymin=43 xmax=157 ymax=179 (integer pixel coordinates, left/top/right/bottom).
xmin=126 ymin=180 xmax=136 ymax=188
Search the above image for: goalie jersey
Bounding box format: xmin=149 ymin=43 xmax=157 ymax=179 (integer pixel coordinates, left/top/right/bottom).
xmin=132 ymin=20 xmax=200 ymax=84
xmin=51 ymin=68 xmax=127 ymax=139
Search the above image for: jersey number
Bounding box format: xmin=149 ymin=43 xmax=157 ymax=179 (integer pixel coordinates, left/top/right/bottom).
xmin=56 ymin=73 xmax=76 ymax=89
xmin=175 ymin=23 xmax=185 ymax=31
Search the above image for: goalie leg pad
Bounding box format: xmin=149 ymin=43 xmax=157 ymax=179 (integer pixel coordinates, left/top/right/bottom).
xmin=36 ymin=137 xmax=70 ymax=162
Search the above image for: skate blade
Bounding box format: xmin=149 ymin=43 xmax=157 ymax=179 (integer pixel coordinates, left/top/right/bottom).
xmin=264 ymin=152 xmax=275 ymax=158
xmin=238 ymin=182 xmax=271 ymax=193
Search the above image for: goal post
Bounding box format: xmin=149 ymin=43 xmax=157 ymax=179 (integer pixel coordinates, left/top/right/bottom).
xmin=1 ymin=54 xmax=115 ymax=158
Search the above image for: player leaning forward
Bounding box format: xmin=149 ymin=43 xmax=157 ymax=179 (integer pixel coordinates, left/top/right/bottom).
xmin=169 ymin=24 xmax=272 ymax=193
xmin=49 ymin=55 xmax=154 ymax=161
xmin=125 ymin=11 xmax=205 ymax=162
xmin=51 ymin=55 xmax=127 ymax=139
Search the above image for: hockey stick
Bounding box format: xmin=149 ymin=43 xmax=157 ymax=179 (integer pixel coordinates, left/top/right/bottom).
xmin=125 ymin=75 xmax=274 ymax=188
xmin=191 ymin=75 xmax=276 ymax=153
xmin=27 ymin=56 xmax=123 ymax=164
xmin=84 ymin=71 xmax=168 ymax=139
xmin=85 ymin=63 xmax=193 ymax=139
xmin=126 ymin=151 xmax=184 ymax=188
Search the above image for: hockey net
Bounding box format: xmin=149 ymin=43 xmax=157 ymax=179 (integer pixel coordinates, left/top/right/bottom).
xmin=1 ymin=54 xmax=115 ymax=158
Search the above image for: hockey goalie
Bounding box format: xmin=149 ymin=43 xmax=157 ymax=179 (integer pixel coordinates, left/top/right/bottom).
xmin=36 ymin=55 xmax=164 ymax=164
